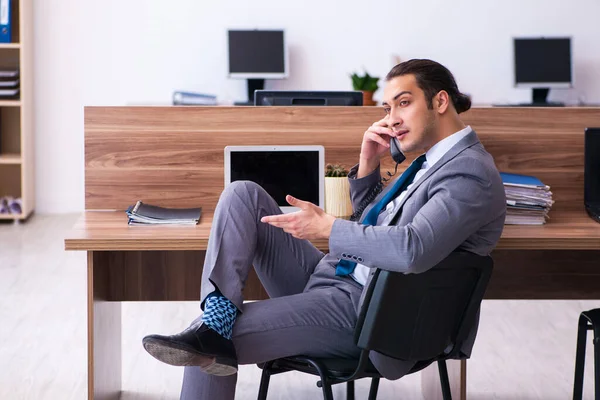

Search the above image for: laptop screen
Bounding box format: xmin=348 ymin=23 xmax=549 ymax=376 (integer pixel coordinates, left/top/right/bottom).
xmin=225 ymin=146 xmax=324 ymax=211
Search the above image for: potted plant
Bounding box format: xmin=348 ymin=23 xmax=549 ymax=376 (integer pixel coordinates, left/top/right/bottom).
xmin=324 ymin=164 xmax=352 ymax=218
xmin=350 ymin=71 xmax=380 ymax=106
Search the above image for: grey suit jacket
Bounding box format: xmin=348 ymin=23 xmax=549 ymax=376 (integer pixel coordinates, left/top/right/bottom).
xmin=323 ymin=129 xmax=506 ymax=379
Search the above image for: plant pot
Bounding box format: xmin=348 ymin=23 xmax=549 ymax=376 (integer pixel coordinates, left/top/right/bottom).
xmin=325 ymin=177 xmax=352 ymax=218
xmin=361 ymin=90 xmax=377 ymax=106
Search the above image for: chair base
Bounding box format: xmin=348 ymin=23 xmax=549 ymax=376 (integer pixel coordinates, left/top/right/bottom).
xmin=257 ymin=356 xmax=452 ymax=400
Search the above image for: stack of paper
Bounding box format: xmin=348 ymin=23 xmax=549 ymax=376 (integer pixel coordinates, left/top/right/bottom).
xmin=500 ymin=172 xmax=554 ymax=225
xmin=126 ymin=201 xmax=202 ymax=225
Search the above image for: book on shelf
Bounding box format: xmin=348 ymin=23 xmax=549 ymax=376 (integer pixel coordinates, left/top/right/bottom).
xmin=0 ymin=0 xmax=12 ymax=43
xmin=500 ymin=172 xmax=554 ymax=225
xmin=125 ymin=201 xmax=202 ymax=225
xmin=172 ymin=91 xmax=217 ymax=106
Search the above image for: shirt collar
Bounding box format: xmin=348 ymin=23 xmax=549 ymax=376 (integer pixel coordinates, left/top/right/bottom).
xmin=424 ymin=125 xmax=472 ymax=168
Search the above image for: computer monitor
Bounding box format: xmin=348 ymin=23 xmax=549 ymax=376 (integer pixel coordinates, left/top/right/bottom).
xmin=254 ymin=91 xmax=363 ymax=106
xmin=227 ymin=30 xmax=288 ymax=105
xmin=513 ymin=37 xmax=572 ymax=106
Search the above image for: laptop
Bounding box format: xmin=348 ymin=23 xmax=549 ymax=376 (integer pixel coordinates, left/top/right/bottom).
xmin=585 ymin=128 xmax=600 ymax=223
xmin=224 ymin=145 xmax=325 ymax=213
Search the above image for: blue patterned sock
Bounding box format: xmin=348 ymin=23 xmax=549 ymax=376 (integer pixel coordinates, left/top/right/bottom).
xmin=201 ymin=290 xmax=238 ymax=340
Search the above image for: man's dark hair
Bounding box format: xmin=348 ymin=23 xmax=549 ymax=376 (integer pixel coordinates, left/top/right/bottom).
xmin=386 ymin=59 xmax=471 ymax=114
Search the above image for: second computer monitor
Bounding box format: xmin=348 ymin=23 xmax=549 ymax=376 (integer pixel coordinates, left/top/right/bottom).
xmin=514 ymin=37 xmax=572 ymax=106
xmin=254 ymin=91 xmax=363 ymax=106
xmin=228 ymin=30 xmax=288 ymax=105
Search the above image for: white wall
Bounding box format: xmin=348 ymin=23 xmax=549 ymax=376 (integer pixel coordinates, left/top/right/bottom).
xmin=34 ymin=0 xmax=600 ymax=213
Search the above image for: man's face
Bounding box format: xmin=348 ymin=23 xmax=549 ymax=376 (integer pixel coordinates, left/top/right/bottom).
xmin=381 ymin=74 xmax=438 ymax=153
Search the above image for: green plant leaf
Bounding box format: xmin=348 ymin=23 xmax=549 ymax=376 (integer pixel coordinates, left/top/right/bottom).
xmin=350 ymin=71 xmax=379 ymax=91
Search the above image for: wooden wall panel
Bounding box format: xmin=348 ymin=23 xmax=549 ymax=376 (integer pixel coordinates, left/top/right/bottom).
xmin=84 ymin=106 xmax=600 ymax=212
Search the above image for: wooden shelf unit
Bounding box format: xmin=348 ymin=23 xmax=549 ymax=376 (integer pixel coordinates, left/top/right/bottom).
xmin=0 ymin=43 xmax=20 ymax=49
xmin=0 ymin=100 xmax=21 ymax=106
xmin=0 ymin=0 xmax=33 ymax=221
xmin=0 ymin=153 xmax=20 ymax=164
xmin=0 ymin=212 xmax=22 ymax=219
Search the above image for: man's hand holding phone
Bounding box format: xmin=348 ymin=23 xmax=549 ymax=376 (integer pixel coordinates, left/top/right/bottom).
xmin=357 ymin=116 xmax=395 ymax=178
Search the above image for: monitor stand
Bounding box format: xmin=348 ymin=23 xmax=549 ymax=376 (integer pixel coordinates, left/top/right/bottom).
xmin=234 ymin=78 xmax=265 ymax=106
xmin=518 ymin=88 xmax=565 ymax=107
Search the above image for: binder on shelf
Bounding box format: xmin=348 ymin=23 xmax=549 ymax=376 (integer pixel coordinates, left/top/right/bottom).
xmin=0 ymin=0 xmax=11 ymax=44
xmin=0 ymin=69 xmax=18 ymax=78
xmin=0 ymin=87 xmax=18 ymax=97
xmin=0 ymin=78 xmax=17 ymax=87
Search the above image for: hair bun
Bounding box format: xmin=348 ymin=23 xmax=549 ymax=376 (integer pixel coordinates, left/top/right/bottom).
xmin=454 ymin=93 xmax=472 ymax=114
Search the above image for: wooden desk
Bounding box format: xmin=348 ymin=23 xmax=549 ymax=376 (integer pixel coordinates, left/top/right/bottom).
xmin=66 ymin=209 xmax=600 ymax=253
xmin=66 ymin=106 xmax=600 ymax=400
xmin=65 ymin=209 xmax=600 ymax=400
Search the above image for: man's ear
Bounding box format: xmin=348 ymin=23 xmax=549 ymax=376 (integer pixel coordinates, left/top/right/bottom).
xmin=435 ymin=90 xmax=450 ymax=114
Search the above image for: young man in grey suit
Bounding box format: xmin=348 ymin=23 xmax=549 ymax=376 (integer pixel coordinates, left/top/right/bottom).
xmin=143 ymin=59 xmax=506 ymax=399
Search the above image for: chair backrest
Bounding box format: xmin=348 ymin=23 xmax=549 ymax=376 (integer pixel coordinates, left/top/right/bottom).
xmin=354 ymin=251 xmax=493 ymax=361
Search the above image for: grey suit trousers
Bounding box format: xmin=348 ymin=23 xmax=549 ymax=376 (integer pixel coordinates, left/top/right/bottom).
xmin=180 ymin=181 xmax=364 ymax=399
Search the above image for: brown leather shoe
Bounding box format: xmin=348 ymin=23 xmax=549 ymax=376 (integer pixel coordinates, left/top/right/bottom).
xmin=142 ymin=322 xmax=238 ymax=376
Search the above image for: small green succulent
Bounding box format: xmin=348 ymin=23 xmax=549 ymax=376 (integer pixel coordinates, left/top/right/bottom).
xmin=325 ymin=164 xmax=349 ymax=177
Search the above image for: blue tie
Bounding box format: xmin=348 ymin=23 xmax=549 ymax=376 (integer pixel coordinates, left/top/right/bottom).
xmin=335 ymin=154 xmax=427 ymax=276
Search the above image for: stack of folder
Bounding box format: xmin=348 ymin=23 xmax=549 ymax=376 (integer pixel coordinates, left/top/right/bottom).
xmin=126 ymin=201 xmax=202 ymax=225
xmin=500 ymin=172 xmax=554 ymax=225
xmin=0 ymin=69 xmax=19 ymax=98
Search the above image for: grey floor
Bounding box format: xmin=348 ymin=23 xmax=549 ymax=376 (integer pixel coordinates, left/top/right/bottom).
xmin=0 ymin=214 xmax=597 ymax=399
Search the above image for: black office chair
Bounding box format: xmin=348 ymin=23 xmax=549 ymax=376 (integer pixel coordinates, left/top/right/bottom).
xmin=257 ymin=251 xmax=494 ymax=400
xmin=573 ymin=309 xmax=600 ymax=399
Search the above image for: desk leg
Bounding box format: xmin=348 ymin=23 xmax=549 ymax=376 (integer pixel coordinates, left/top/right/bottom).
xmin=421 ymin=359 xmax=466 ymax=400
xmin=88 ymin=251 xmax=122 ymax=400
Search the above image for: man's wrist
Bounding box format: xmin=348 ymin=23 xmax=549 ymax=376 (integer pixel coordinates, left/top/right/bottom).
xmin=357 ymin=155 xmax=380 ymax=179
xmin=322 ymin=214 xmax=336 ymax=239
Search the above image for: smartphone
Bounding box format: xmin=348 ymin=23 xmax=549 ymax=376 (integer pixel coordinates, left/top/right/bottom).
xmin=389 ymin=137 xmax=406 ymax=164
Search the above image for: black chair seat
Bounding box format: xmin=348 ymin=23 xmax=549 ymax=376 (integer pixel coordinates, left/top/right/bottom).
xmin=259 ymin=355 xmax=380 ymax=379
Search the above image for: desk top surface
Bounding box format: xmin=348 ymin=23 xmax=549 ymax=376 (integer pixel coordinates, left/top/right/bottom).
xmin=64 ymin=210 xmax=600 ymax=251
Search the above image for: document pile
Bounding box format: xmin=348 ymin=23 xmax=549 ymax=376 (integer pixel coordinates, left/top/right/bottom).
xmin=126 ymin=201 xmax=202 ymax=225
xmin=500 ymin=172 xmax=553 ymax=225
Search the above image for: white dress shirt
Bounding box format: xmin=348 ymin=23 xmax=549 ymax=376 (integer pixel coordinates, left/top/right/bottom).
xmin=350 ymin=126 xmax=473 ymax=285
